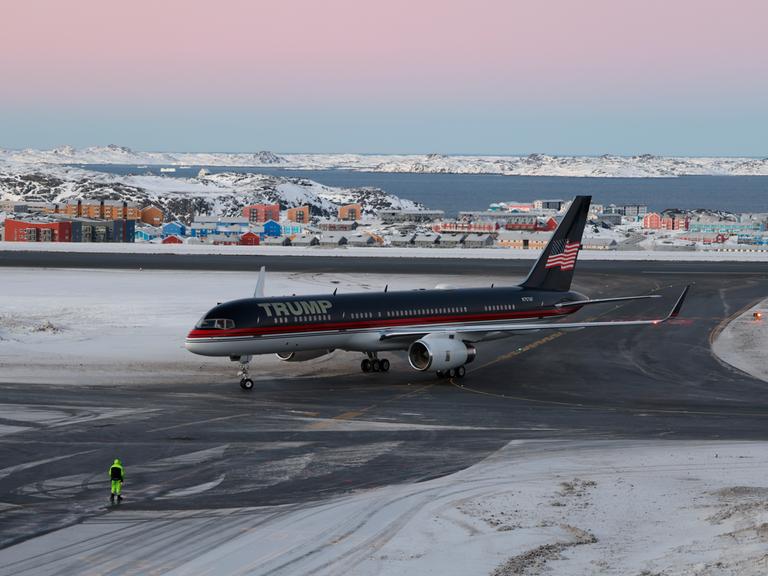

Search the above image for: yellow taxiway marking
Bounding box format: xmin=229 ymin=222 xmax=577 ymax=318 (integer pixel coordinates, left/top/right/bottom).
xmin=304 ymin=384 xmax=434 ymax=430
xmin=149 ymin=413 xmax=251 ymax=433
xmin=475 ymin=331 xmax=566 ymax=371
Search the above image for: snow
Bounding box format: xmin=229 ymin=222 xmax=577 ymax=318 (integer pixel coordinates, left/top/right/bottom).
xmin=3 ymin=241 xmax=768 ymax=261
xmin=3 ymin=146 xmax=768 ymax=176
xmin=712 ymin=297 xmax=768 ymax=383
xmin=2 ymin=439 xmax=768 ymax=575
xmin=0 ymin=161 xmax=420 ymax=221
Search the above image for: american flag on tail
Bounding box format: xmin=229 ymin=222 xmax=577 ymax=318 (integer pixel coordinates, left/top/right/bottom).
xmin=545 ymin=239 xmax=580 ymax=270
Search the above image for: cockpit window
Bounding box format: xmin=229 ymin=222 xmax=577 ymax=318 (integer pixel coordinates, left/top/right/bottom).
xmin=195 ymin=318 xmax=235 ymax=330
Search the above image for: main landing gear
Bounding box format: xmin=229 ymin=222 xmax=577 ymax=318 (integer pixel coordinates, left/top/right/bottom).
xmin=361 ymin=352 xmax=390 ymax=373
xmin=237 ymin=356 xmax=254 ymax=390
xmin=436 ymin=365 xmax=466 ymax=379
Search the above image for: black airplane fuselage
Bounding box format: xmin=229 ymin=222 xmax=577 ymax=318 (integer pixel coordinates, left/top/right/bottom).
xmin=185 ymin=286 xmax=588 ymax=357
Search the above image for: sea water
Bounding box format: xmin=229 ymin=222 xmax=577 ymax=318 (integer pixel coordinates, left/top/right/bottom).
xmin=79 ymin=165 xmax=768 ymax=215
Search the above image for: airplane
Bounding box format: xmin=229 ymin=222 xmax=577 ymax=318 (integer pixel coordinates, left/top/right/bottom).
xmin=185 ymin=196 xmax=689 ymax=390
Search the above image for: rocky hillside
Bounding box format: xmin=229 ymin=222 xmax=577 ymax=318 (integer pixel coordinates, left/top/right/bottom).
xmin=0 ymin=163 xmax=421 ymax=224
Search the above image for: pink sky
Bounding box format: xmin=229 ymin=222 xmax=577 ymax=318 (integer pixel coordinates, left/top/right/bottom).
xmin=2 ymin=0 xmax=766 ymax=107
xmin=1 ymin=0 xmax=766 ymax=154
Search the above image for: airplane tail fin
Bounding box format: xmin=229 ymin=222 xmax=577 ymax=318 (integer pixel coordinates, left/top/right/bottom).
xmin=519 ymin=196 xmax=591 ymax=292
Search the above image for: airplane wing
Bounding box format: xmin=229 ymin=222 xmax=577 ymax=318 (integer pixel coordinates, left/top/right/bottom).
xmin=554 ymin=294 xmax=661 ymax=308
xmin=380 ymin=285 xmax=689 ymax=341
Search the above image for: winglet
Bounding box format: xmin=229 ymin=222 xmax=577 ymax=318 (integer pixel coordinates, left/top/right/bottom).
xmin=254 ymin=266 xmax=266 ymax=298
xmin=668 ymin=285 xmax=690 ymax=319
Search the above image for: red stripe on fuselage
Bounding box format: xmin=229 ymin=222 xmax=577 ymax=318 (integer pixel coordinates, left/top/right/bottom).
xmin=186 ymin=306 xmax=582 ymax=339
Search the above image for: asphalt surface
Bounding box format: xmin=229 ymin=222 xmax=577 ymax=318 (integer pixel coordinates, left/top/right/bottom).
xmin=1 ymin=254 xmax=767 ymax=555
xmin=1 ymin=249 xmax=767 ymax=275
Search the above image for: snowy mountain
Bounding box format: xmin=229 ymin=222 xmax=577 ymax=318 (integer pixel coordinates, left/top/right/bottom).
xmin=1 ymin=146 xmax=768 ymax=177
xmin=0 ymin=162 xmax=421 ymax=224
xmin=0 ymin=145 xmax=285 ymax=168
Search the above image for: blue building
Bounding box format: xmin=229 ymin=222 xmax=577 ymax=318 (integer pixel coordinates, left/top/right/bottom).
xmin=280 ymin=222 xmax=303 ymax=235
xmin=262 ymin=220 xmax=282 ymax=237
xmin=162 ymin=221 xmax=186 ymax=238
xmin=135 ymin=226 xmax=161 ymax=242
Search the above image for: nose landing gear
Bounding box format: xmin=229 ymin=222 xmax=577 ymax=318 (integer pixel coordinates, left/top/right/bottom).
xmin=237 ymin=356 xmax=254 ymax=390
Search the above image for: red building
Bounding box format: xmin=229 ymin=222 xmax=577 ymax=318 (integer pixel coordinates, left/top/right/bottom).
xmin=645 ymin=212 xmax=690 ymax=231
xmin=4 ymin=219 xmax=72 ymax=242
xmin=242 ymin=204 xmax=280 ymax=223
xmin=161 ymin=235 xmax=184 ymax=244
xmin=239 ymin=231 xmax=261 ymax=246
xmin=504 ymin=216 xmax=557 ymax=232
xmin=338 ymin=204 xmax=362 ymax=221
xmin=661 ymin=215 xmax=689 ymax=231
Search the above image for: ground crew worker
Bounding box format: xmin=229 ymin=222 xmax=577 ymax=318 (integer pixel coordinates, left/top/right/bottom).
xmin=109 ymin=458 xmax=125 ymax=504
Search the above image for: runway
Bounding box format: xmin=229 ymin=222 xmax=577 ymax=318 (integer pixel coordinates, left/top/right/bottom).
xmin=0 ymin=256 xmax=767 ymax=567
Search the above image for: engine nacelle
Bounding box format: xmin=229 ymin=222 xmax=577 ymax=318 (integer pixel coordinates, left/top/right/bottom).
xmin=276 ymin=349 xmax=334 ymax=362
xmin=407 ymin=334 xmax=476 ymax=371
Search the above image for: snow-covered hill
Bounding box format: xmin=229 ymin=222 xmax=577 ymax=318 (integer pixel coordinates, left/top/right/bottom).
xmin=2 ymin=146 xmax=768 ymax=177
xmin=0 ymin=162 xmax=420 ymax=223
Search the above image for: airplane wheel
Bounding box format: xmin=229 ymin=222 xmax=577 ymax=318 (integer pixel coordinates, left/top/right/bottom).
xmin=361 ymin=359 xmax=372 ymax=373
xmin=456 ymin=365 xmax=466 ymax=378
xmin=436 ymin=370 xmax=444 ymax=379
xmin=240 ymin=378 xmax=254 ymax=390
xmin=372 ymin=359 xmax=381 ymax=372
xmin=380 ymin=358 xmax=390 ymax=372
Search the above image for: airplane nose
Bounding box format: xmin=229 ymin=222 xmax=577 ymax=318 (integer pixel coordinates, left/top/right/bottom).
xmin=185 ymin=330 xmax=205 ymax=355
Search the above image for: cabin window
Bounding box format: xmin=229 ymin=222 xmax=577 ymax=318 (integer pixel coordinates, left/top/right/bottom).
xmin=195 ymin=318 xmax=235 ymax=330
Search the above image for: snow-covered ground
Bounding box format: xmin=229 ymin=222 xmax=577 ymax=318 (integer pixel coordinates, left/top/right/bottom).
xmin=2 ymin=268 xmax=768 ymax=574
xmin=0 ymin=268 xmax=516 ymax=385
xmin=3 ymin=241 xmax=768 ymax=261
xmin=2 ymin=439 xmax=768 ymax=575
xmin=712 ymin=297 xmax=768 ymax=383
xmin=3 ymin=145 xmax=768 ymax=177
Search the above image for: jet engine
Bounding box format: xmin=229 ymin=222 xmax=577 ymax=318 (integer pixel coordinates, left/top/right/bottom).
xmin=407 ymin=334 xmax=476 ymax=371
xmin=275 ymin=350 xmax=334 ymax=362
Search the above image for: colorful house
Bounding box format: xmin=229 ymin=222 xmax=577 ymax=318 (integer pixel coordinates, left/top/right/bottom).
xmin=141 ymin=206 xmax=164 ymax=226
xmin=239 ymin=231 xmax=260 ymax=246
xmin=338 ymin=203 xmax=362 ymax=221
xmin=643 ymin=213 xmax=662 ymax=229
xmin=286 ymin=206 xmax=310 ymax=223
xmin=262 ymin=220 xmax=282 ymax=237
xmin=280 ymin=222 xmax=303 ymax=235
xmin=135 ymin=226 xmax=161 ymax=242
xmin=162 ymin=221 xmax=186 ymax=238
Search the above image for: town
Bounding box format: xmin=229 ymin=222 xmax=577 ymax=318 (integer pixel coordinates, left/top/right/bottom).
xmin=0 ymin=197 xmax=766 ymax=253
